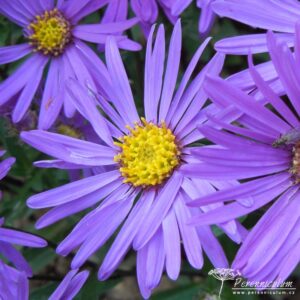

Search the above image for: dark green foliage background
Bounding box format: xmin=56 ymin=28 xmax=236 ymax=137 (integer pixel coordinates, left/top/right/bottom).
xmin=0 ymin=4 xmax=299 ymax=300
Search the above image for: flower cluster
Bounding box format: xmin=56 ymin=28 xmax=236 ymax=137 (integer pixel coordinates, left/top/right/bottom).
xmin=0 ymin=0 xmax=299 ymax=299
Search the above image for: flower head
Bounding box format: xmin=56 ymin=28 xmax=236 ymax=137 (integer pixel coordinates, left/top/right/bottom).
xmin=0 ymin=0 xmax=140 ymax=130
xmin=183 ymin=30 xmax=300 ymax=285
xmin=21 ymin=20 xmax=248 ymax=298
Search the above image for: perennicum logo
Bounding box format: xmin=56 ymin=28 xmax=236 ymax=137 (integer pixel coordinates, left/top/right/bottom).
xmin=208 ymin=268 xmax=241 ymax=298
xmin=208 ymin=268 xmax=296 ymax=298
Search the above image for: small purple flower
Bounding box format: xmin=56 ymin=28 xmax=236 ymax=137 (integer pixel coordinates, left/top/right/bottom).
xmin=21 ymin=20 xmax=247 ymax=298
xmin=212 ymin=0 xmax=298 ymax=55
xmin=182 ymin=30 xmax=300 ymax=285
xmin=49 ymin=269 xmax=89 ymax=300
xmin=0 ymin=218 xmax=47 ymax=299
xmin=0 ymin=0 xmax=140 ymax=130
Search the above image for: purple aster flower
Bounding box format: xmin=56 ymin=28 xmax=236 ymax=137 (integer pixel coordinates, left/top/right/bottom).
xmin=182 ymin=30 xmax=300 ymax=285
xmin=49 ymin=269 xmax=89 ymax=300
xmin=0 ymin=0 xmax=140 ymax=130
xmin=212 ymin=0 xmax=298 ymax=55
xmin=21 ymin=20 xmax=248 ymax=298
xmin=0 ymin=218 xmax=47 ymax=299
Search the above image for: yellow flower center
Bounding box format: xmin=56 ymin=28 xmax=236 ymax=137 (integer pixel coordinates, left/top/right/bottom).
xmin=114 ymin=118 xmax=180 ymax=187
xmin=28 ymin=9 xmax=71 ymax=56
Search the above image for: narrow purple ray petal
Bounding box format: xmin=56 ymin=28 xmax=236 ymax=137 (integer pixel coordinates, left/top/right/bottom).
xmin=188 ymin=178 xmax=292 ymax=226
xmin=144 ymin=25 xmax=165 ymax=123
xmin=38 ymin=57 xmax=64 ymax=130
xmin=196 ymin=225 xmax=228 ymax=268
xmin=166 ymin=37 xmax=211 ymax=124
xmin=174 ymin=194 xmax=203 ymax=269
xmin=66 ymin=79 xmax=114 ymax=147
xmin=247 ymin=53 xmax=299 ymax=128
xmin=188 ymin=173 xmax=290 ymax=207
xmin=49 ymin=270 xmax=78 ymax=300
xmin=71 ymin=196 xmax=134 ymax=269
xmin=144 ymin=227 xmax=165 ymax=290
xmin=0 ymin=228 xmax=46 ymax=247
xmin=36 ymin=179 xmax=123 ymax=229
xmin=63 ymin=270 xmax=89 ymax=299
xmin=99 ymin=190 xmax=155 ymax=280
xmin=162 ymin=209 xmax=181 ymax=280
xmin=0 ymin=54 xmax=48 ymax=106
xmin=21 ymin=130 xmax=115 ymax=166
xmin=105 ymin=38 xmax=139 ymax=124
xmin=27 ymin=170 xmax=120 ymax=209
xmin=12 ymin=57 xmax=47 ymax=123
xmin=56 ymin=184 xmax=131 ymax=256
xmin=159 ymin=20 xmax=181 ymax=122
xmin=0 ymin=242 xmax=32 ymax=276
xmin=0 ymin=44 xmax=31 ymax=65
xmin=0 ymin=157 xmax=15 ymax=180
xmin=204 ymin=76 xmax=292 ymax=135
xmin=133 ymin=172 xmax=183 ymax=250
xmin=212 ymin=0 xmax=299 ymax=33
xmin=215 ymin=33 xmax=294 ymax=55
xmin=267 ymin=31 xmax=300 ymax=117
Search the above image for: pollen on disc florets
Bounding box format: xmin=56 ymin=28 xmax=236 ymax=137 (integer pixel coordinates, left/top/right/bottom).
xmin=114 ymin=118 xmax=181 ymax=187
xmin=28 ymin=8 xmax=71 ymax=56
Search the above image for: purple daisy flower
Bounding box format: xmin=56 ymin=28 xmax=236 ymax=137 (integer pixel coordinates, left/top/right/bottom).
xmin=0 ymin=0 xmax=140 ymax=130
xmin=0 ymin=219 xmax=47 ymax=300
xmin=212 ymin=0 xmax=299 ymax=55
xmin=49 ymin=269 xmax=89 ymax=300
xmin=21 ymin=20 xmax=247 ymax=298
xmin=182 ymin=30 xmax=300 ymax=285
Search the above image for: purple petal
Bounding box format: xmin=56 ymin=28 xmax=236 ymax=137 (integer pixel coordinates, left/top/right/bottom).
xmin=36 ymin=179 xmax=123 ymax=229
xmin=174 ymin=194 xmax=203 ymax=269
xmin=21 ymin=130 xmax=116 ymax=166
xmin=99 ymin=190 xmax=155 ymax=280
xmin=133 ymin=172 xmax=183 ymax=250
xmin=159 ymin=20 xmax=182 ymax=121
xmin=162 ymin=209 xmax=181 ymax=280
xmin=0 ymin=228 xmax=46 ymax=247
xmin=212 ymin=0 xmax=299 ymax=33
xmin=215 ymin=33 xmax=294 ymax=55
xmin=0 ymin=44 xmax=31 ymax=64
xmin=144 ymin=24 xmax=165 ymax=123
xmin=27 ymin=170 xmax=120 ymax=208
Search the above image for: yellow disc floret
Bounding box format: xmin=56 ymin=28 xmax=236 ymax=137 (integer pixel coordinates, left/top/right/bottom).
xmin=114 ymin=118 xmax=180 ymax=187
xmin=28 ymin=9 xmax=71 ymax=56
